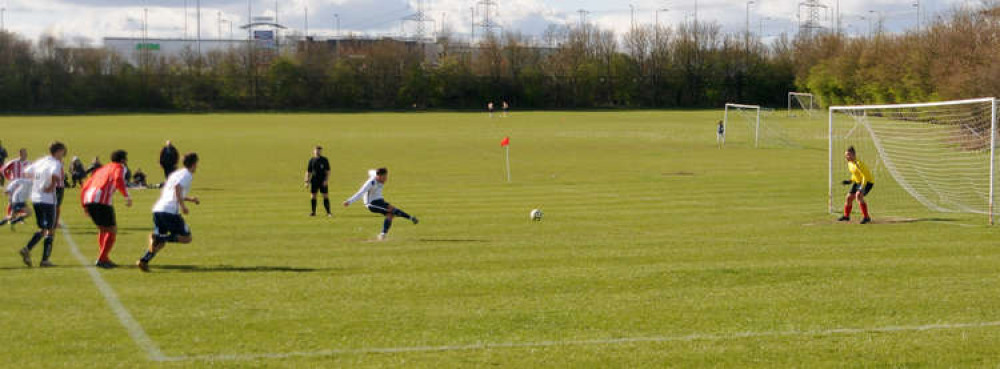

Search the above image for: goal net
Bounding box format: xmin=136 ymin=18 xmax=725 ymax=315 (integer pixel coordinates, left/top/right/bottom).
xmin=788 ymin=92 xmax=815 ymax=117
xmin=828 ymin=98 xmax=998 ymax=224
xmin=724 ymin=103 xmax=801 ymax=149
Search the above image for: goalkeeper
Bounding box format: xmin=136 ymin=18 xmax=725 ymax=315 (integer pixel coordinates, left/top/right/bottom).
xmin=838 ymin=146 xmax=874 ymax=224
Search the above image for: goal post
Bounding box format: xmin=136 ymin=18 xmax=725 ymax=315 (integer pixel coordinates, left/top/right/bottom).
xmin=828 ymin=97 xmax=998 ymax=224
xmin=724 ymin=103 xmax=761 ymax=148
xmin=789 ymin=92 xmax=815 ymax=117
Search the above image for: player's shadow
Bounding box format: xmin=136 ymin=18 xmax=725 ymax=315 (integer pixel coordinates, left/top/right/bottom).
xmin=417 ymin=238 xmax=489 ymax=243
xmin=152 ymin=264 xmax=323 ymax=273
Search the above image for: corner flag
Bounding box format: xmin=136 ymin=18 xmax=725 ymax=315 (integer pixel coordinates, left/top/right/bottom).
xmin=500 ymin=137 xmax=510 ymax=147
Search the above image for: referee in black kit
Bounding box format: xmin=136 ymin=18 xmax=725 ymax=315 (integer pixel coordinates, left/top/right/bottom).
xmin=304 ymin=146 xmax=332 ymax=217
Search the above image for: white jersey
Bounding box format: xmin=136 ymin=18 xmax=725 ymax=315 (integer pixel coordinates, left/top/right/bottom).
xmin=5 ymin=178 xmax=31 ymax=204
xmin=345 ymin=172 xmax=384 ymax=206
xmin=26 ymin=156 xmax=62 ymax=205
xmin=152 ymin=168 xmax=193 ymax=214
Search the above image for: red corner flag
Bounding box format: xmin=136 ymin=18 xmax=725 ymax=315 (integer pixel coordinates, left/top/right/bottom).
xmin=500 ymin=137 xmax=510 ymax=147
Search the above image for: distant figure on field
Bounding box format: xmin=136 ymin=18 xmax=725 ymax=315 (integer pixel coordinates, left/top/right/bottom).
xmin=70 ymin=156 xmax=86 ymax=187
xmin=717 ymin=120 xmax=725 ymax=148
xmin=86 ymin=156 xmax=102 ymax=176
xmin=502 ymin=101 xmax=510 ymax=117
xmin=159 ymin=140 xmax=179 ymax=180
xmin=131 ymin=168 xmax=148 ymax=188
xmin=0 ymin=141 xmax=7 ymax=186
xmin=488 ymin=102 xmax=495 ymax=118
xmin=304 ymin=146 xmax=332 ymax=217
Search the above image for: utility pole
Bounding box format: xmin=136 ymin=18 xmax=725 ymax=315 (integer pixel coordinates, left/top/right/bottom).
xmin=913 ymin=0 xmax=921 ymax=32
xmin=1 ymin=7 xmax=5 ymax=33
xmin=476 ymin=0 xmax=501 ymax=39
xmin=196 ymin=0 xmax=202 ymax=57
xmin=183 ymin=0 xmax=187 ymax=39
xmin=218 ymin=11 xmax=222 ymax=40
xmin=470 ymin=6 xmax=475 ymax=43
xmin=629 ymin=4 xmax=635 ymax=31
xmin=334 ymin=13 xmax=339 ymax=37
xmin=578 ymin=9 xmax=589 ymax=29
xmin=403 ymin=0 xmax=434 ymax=40
xmin=746 ymin=1 xmax=754 ymax=43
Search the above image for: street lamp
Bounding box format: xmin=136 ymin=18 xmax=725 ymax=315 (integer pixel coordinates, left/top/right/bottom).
xmin=629 ymin=4 xmax=635 ymax=31
xmin=334 ymin=13 xmax=340 ymax=38
xmin=913 ymin=0 xmax=921 ymax=32
xmin=746 ymin=1 xmax=755 ymax=39
xmin=1 ymin=7 xmax=5 ymax=33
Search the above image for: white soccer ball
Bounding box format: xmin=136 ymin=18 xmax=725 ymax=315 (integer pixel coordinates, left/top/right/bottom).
xmin=530 ymin=209 xmax=543 ymax=221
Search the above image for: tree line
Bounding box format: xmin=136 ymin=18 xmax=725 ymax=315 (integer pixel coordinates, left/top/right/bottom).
xmin=0 ymin=4 xmax=995 ymax=112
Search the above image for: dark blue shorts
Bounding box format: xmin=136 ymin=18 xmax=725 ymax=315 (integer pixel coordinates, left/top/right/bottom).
xmin=367 ymin=199 xmax=392 ymax=215
xmin=33 ymin=203 xmax=56 ymax=229
xmin=849 ymin=182 xmax=874 ymax=196
xmin=11 ymin=202 xmax=26 ymax=213
xmin=153 ymin=212 xmax=191 ymax=238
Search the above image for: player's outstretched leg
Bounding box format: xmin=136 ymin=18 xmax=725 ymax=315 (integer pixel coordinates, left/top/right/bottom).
xmin=391 ymin=207 xmax=418 ymax=225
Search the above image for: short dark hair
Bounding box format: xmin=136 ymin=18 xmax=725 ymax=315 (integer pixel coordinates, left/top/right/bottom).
xmin=847 ymin=146 xmax=856 ymax=154
xmin=183 ymin=153 xmax=199 ymax=168
xmin=376 ymin=168 xmax=388 ymax=176
xmin=315 ymin=145 xmax=323 ymax=150
xmin=110 ymin=150 xmax=128 ymax=163
xmin=49 ymin=141 xmax=66 ymax=155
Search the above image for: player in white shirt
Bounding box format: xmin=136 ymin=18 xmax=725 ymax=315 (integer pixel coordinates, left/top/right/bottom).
xmin=137 ymin=153 xmax=200 ymax=272
xmin=18 ymin=142 xmax=67 ymax=268
xmin=343 ymin=167 xmax=418 ymax=240
xmin=0 ymin=178 xmax=32 ymax=228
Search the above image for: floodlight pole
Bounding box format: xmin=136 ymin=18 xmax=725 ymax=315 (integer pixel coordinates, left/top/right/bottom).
xmin=184 ymin=0 xmax=188 ymax=39
xmin=196 ymin=0 xmax=202 ymax=57
xmin=1 ymin=7 xmax=5 ymax=33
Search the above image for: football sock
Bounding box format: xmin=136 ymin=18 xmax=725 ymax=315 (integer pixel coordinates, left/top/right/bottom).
xmin=154 ymin=234 xmax=179 ymax=243
xmin=391 ymin=208 xmax=412 ymax=220
xmin=97 ymin=231 xmax=107 ymax=261
xmin=140 ymin=250 xmax=157 ymax=263
xmin=860 ymin=203 xmax=870 ymax=218
xmin=0 ymin=218 xmax=7 ymax=226
xmin=99 ymin=232 xmax=116 ymax=262
xmin=844 ymin=202 xmax=853 ymax=217
xmin=311 ymin=199 xmax=317 ymax=213
xmin=323 ymin=199 xmax=331 ymax=213
xmin=42 ymin=235 xmax=54 ymax=261
xmin=25 ymin=232 xmax=43 ymax=251
xmin=383 ymin=218 xmax=392 ymax=234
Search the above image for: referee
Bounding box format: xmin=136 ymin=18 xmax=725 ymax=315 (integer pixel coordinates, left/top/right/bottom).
xmin=304 ymin=146 xmax=332 ymax=217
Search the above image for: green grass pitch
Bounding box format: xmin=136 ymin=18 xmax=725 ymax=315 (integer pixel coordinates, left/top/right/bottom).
xmin=0 ymin=111 xmax=999 ymax=368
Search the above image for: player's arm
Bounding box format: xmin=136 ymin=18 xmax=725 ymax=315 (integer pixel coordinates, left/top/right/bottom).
xmin=114 ymin=167 xmax=133 ymax=207
xmin=343 ymin=180 xmax=371 ymax=207
xmin=43 ymin=173 xmax=58 ymax=193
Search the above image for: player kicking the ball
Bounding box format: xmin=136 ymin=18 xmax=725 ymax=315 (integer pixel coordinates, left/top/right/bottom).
xmin=137 ymin=153 xmax=200 ymax=272
xmin=838 ymin=146 xmax=874 ymax=224
xmin=343 ymin=168 xmax=418 ymax=241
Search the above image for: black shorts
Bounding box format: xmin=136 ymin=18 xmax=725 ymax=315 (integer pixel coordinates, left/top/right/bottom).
xmin=33 ymin=203 xmax=56 ymax=229
xmin=153 ymin=212 xmax=191 ymax=238
xmin=11 ymin=202 xmax=27 ymax=213
xmin=849 ymin=182 xmax=874 ymax=196
xmin=367 ymin=199 xmax=392 ymax=215
xmin=85 ymin=203 xmax=116 ymax=227
xmin=56 ymin=187 xmax=65 ymax=207
xmin=310 ymin=180 xmax=328 ymax=194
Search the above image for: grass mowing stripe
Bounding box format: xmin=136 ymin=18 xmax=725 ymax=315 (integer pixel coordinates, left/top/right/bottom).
xmin=59 ymin=225 xmax=172 ymax=362
xmin=173 ymin=320 xmax=1000 ymax=362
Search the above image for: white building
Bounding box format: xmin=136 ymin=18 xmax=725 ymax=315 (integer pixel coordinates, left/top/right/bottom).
xmin=103 ymin=38 xmax=249 ymax=65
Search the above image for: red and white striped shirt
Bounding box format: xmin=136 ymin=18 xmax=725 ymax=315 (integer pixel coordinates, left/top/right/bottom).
xmin=1 ymin=159 xmax=30 ymax=181
xmin=80 ymin=163 xmax=130 ymax=206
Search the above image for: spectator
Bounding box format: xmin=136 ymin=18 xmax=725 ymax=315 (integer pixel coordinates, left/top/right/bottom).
xmin=70 ymin=156 xmax=86 ymax=188
xmin=159 ymin=140 xmax=179 ymax=181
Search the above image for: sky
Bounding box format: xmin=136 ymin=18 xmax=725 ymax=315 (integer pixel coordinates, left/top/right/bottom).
xmin=0 ymin=0 xmax=978 ymax=46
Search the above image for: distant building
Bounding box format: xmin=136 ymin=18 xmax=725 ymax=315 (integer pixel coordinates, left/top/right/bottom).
xmin=103 ymin=38 xmax=248 ymax=65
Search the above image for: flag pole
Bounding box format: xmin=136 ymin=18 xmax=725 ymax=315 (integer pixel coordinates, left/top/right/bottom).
xmin=505 ymin=145 xmax=511 ymax=183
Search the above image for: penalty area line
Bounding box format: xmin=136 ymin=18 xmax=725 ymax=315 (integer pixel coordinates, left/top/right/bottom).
xmin=60 ymin=225 xmax=176 ymax=362
xmin=174 ymin=320 xmax=1000 ymax=362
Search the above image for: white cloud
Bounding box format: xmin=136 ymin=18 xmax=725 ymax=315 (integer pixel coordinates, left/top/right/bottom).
xmin=0 ymin=0 xmax=979 ymax=45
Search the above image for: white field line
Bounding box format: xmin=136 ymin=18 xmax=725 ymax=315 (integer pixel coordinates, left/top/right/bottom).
xmin=176 ymin=320 xmax=1000 ymax=362
xmin=60 ymin=225 xmax=173 ymax=362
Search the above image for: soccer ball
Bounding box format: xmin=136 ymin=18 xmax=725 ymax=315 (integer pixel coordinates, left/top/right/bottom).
xmin=530 ymin=209 xmax=543 ymax=221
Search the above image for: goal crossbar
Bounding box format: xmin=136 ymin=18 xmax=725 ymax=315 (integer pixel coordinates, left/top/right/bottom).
xmin=724 ymin=103 xmax=761 ymax=148
xmin=828 ymin=97 xmax=998 ymax=224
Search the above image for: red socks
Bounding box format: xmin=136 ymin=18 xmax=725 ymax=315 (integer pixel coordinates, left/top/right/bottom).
xmin=844 ymin=203 xmax=853 ymax=217
xmin=860 ymin=203 xmax=870 ymax=218
xmin=97 ymin=231 xmax=117 ymax=262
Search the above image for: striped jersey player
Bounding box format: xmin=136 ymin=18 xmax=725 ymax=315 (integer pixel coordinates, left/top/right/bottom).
xmin=80 ymin=150 xmax=133 ymax=269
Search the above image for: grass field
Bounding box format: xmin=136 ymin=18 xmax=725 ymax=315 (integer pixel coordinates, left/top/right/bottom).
xmin=1 ymin=110 xmax=999 ymax=368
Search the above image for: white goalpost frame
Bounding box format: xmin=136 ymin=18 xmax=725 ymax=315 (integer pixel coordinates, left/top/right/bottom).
xmin=788 ymin=92 xmax=815 ymax=117
xmin=828 ymin=97 xmax=998 ymax=225
xmin=724 ymin=103 xmax=761 ymax=148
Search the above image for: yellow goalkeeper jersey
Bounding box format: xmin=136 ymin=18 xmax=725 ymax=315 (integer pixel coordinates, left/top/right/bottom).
xmin=848 ymin=159 xmax=874 ymax=185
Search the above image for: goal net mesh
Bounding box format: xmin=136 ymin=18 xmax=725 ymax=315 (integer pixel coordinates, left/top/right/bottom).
xmin=829 ymin=98 xmax=997 ymax=220
xmin=726 ymin=105 xmax=801 ymax=149
xmin=789 ymin=93 xmax=815 ymax=117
